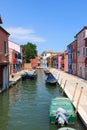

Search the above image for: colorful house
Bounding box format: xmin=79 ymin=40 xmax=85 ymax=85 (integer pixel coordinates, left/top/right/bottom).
xmin=42 ymin=50 xmax=52 ymax=68
xmin=57 ymin=53 xmax=64 ymax=70
xmin=75 ymin=26 xmax=87 ymax=79
xmin=0 ymin=26 xmax=9 ymax=91
xmin=58 ymin=55 xmax=62 ymax=70
xmin=64 ymin=50 xmax=68 ymax=72
xmin=72 ymin=40 xmax=77 ymax=75
xmin=31 ymin=57 xmax=38 ymax=69
xmin=67 ymin=43 xmax=72 ymax=74
xmin=8 ymin=41 xmax=23 ymax=74
xmin=52 ymin=55 xmax=58 ymax=69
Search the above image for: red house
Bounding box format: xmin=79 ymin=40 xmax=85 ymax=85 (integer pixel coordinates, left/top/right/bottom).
xmin=0 ymin=26 xmax=9 ymax=92
xmin=31 ymin=57 xmax=38 ymax=69
xmin=75 ymin=26 xmax=87 ymax=79
xmin=72 ymin=40 xmax=77 ymax=75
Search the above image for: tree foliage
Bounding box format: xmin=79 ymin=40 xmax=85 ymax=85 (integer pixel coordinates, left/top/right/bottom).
xmin=22 ymin=42 xmax=37 ymax=63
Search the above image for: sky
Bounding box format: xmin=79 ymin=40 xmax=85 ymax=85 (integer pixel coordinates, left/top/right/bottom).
xmin=0 ymin=0 xmax=87 ymax=54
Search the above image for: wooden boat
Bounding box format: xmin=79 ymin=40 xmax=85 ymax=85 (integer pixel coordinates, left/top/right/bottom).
xmin=21 ymin=70 xmax=37 ymax=80
xmin=49 ymin=97 xmax=76 ymax=126
xmin=58 ymin=127 xmax=76 ymax=130
xmin=27 ymin=71 xmax=37 ymax=79
xmin=21 ymin=73 xmax=27 ymax=80
xmin=45 ymin=74 xmax=57 ymax=85
xmin=44 ymin=68 xmax=50 ymax=75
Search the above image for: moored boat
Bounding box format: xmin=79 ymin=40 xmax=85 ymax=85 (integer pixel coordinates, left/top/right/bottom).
xmin=49 ymin=97 xmax=76 ymax=126
xmin=21 ymin=73 xmax=27 ymax=80
xmin=58 ymin=127 xmax=76 ymax=130
xmin=45 ymin=74 xmax=57 ymax=85
xmin=44 ymin=68 xmax=50 ymax=75
xmin=27 ymin=70 xmax=37 ymax=79
xmin=21 ymin=70 xmax=37 ymax=80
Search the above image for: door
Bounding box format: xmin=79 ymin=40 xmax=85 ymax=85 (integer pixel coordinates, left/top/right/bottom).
xmin=80 ymin=67 xmax=82 ymax=77
xmin=3 ymin=66 xmax=8 ymax=90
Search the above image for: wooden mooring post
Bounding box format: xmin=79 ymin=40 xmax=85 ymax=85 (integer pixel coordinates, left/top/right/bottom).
xmin=60 ymin=78 xmax=63 ymax=86
xmin=57 ymin=73 xmax=60 ymax=80
xmin=72 ymin=83 xmax=78 ymax=102
xmin=62 ymin=80 xmax=67 ymax=95
xmin=59 ymin=78 xmax=63 ymax=92
xmin=75 ymin=87 xmax=83 ymax=114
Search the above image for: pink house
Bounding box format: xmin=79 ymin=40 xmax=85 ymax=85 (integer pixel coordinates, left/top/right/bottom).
xmin=75 ymin=26 xmax=87 ymax=79
xmin=57 ymin=53 xmax=64 ymax=70
xmin=8 ymin=41 xmax=23 ymax=75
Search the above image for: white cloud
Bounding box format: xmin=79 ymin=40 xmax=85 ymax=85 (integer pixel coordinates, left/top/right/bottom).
xmin=6 ymin=27 xmax=46 ymax=43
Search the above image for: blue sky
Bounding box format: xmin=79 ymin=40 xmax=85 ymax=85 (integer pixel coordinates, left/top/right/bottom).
xmin=0 ymin=0 xmax=87 ymax=54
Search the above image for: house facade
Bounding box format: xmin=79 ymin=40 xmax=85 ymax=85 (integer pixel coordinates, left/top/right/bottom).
xmin=8 ymin=41 xmax=23 ymax=74
xmin=0 ymin=26 xmax=9 ymax=91
xmin=75 ymin=26 xmax=87 ymax=79
xmin=31 ymin=57 xmax=38 ymax=69
xmin=42 ymin=50 xmax=51 ymax=68
xmin=58 ymin=55 xmax=62 ymax=70
xmin=67 ymin=43 xmax=72 ymax=74
xmin=72 ymin=40 xmax=77 ymax=75
xmin=64 ymin=50 xmax=68 ymax=72
xmin=57 ymin=53 xmax=64 ymax=70
xmin=52 ymin=55 xmax=58 ymax=69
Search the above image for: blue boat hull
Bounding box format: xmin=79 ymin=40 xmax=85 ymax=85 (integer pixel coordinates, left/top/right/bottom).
xmin=45 ymin=74 xmax=57 ymax=85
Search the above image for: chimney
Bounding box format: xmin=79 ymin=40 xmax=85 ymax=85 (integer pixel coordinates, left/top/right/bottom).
xmin=0 ymin=15 xmax=3 ymax=24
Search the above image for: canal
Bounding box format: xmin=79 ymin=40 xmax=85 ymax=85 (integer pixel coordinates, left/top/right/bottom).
xmin=0 ymin=69 xmax=86 ymax=130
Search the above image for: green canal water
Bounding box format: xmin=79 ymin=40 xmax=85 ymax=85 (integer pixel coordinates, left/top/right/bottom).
xmin=0 ymin=69 xmax=86 ymax=130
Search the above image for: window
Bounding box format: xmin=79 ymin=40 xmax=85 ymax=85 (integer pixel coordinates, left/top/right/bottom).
xmin=73 ymin=64 xmax=76 ymax=70
xmin=69 ymin=53 xmax=72 ymax=59
xmin=18 ymin=53 xmax=21 ymax=59
xmin=4 ymin=41 xmax=7 ymax=54
xmin=82 ymin=47 xmax=85 ymax=56
xmin=82 ymin=31 xmax=85 ymax=38
xmin=73 ymin=52 xmax=76 ymax=59
xmin=15 ymin=53 xmax=17 ymax=58
xmin=86 ymin=47 xmax=87 ymax=56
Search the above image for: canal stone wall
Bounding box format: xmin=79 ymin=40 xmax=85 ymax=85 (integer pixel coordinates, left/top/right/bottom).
xmin=50 ymin=68 xmax=87 ymax=127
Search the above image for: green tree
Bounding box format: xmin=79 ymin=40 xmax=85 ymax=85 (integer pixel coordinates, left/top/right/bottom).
xmin=22 ymin=42 xmax=37 ymax=63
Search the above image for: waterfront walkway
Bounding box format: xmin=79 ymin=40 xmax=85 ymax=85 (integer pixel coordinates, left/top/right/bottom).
xmin=50 ymin=68 xmax=87 ymax=127
xmin=9 ymin=70 xmax=24 ymax=87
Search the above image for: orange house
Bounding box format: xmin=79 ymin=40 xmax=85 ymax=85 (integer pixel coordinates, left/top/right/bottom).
xmin=64 ymin=50 xmax=68 ymax=72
